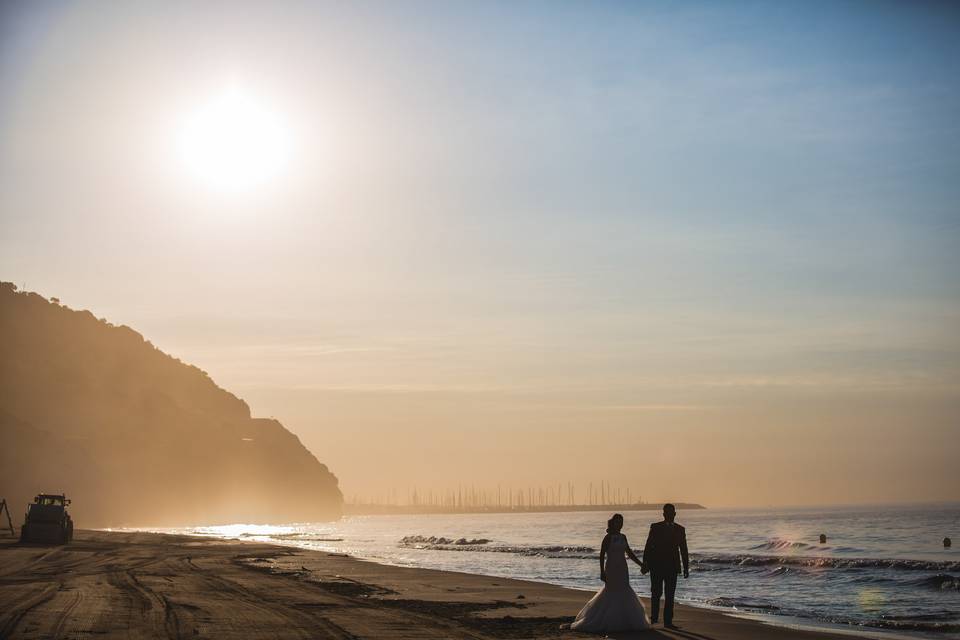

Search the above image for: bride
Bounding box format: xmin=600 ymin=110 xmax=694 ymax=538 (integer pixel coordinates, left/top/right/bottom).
xmin=570 ymin=513 xmax=651 ymax=633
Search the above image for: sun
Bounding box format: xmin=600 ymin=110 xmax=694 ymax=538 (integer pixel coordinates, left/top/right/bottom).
xmin=176 ymin=86 xmax=292 ymax=194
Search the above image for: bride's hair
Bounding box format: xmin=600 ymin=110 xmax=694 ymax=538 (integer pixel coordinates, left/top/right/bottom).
xmin=606 ymin=513 xmax=624 ymax=534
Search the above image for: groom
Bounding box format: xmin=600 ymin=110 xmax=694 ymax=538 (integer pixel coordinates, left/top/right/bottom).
xmin=641 ymin=503 xmax=689 ymax=628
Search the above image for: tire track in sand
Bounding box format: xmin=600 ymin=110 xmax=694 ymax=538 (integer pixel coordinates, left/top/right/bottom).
xmin=49 ymin=586 xmax=82 ymax=640
xmin=107 ymin=569 xmax=181 ymax=639
xmin=0 ymin=582 xmax=59 ymax=637
xmin=182 ymin=556 xmax=357 ymax=639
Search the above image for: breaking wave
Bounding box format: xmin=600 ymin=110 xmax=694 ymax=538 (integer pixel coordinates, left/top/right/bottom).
xmin=694 ymin=554 xmax=960 ymax=572
xmin=750 ymin=538 xmax=862 ymax=554
xmin=400 ymin=535 xmax=493 ymax=546
xmin=398 ymin=537 xmax=960 ymax=575
xmin=398 ymin=535 xmax=594 ymax=558
xmin=706 ymin=597 xmax=781 ymax=611
xmin=913 ymin=574 xmax=960 ymax=591
xmin=751 ymin=538 xmax=815 ymax=551
xmin=244 ymin=533 xmax=345 ymax=542
xmin=869 ymin=620 xmax=960 ymax=633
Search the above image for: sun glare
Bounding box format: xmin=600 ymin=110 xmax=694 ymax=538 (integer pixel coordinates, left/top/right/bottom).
xmin=176 ymin=86 xmax=292 ymax=194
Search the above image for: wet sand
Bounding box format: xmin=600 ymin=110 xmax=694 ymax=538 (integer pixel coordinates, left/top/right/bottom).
xmin=0 ymin=530 xmax=861 ymax=639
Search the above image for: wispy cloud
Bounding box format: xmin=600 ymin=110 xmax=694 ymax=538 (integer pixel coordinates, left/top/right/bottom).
xmin=188 ymin=343 xmax=397 ymax=357
xmin=281 ymin=383 xmax=507 ymax=394
xmin=590 ymin=404 xmax=713 ymax=411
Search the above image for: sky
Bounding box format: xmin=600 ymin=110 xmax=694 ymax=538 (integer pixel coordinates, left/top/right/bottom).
xmin=1 ymin=0 xmax=958 ymax=507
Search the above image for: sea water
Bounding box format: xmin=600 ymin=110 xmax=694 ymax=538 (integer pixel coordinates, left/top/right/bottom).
xmin=149 ymin=503 xmax=960 ymax=638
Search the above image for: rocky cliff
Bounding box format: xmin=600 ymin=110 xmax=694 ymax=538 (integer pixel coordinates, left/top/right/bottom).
xmin=0 ymin=282 xmax=342 ymax=527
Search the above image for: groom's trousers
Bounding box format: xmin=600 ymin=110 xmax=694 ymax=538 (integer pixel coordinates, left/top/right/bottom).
xmin=649 ymin=571 xmax=678 ymax=624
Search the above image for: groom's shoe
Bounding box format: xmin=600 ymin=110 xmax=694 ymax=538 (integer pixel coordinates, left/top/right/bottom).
xmin=665 ymin=623 xmax=681 ymax=630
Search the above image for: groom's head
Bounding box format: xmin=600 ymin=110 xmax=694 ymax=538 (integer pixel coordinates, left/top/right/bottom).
xmin=663 ymin=503 xmax=676 ymax=522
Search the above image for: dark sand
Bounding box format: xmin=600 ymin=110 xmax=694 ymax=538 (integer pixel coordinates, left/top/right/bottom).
xmin=0 ymin=530 xmax=861 ymax=639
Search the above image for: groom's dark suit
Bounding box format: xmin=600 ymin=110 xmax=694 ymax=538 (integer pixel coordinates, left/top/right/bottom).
xmin=642 ymin=520 xmax=689 ymax=625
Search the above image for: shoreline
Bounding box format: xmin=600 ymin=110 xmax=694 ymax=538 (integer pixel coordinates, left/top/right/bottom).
xmin=721 ymin=612 xmax=923 ymax=640
xmin=0 ymin=529 xmax=903 ymax=639
xmin=149 ymin=525 xmax=940 ymax=640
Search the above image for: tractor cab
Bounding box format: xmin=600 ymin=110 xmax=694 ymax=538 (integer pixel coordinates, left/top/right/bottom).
xmin=35 ymin=494 xmax=70 ymax=507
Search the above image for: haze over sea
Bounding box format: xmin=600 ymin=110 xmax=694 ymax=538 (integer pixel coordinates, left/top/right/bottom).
xmin=142 ymin=503 xmax=959 ymax=638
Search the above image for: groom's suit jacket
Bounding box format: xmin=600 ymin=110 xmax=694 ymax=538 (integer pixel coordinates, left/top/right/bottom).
xmin=642 ymin=521 xmax=689 ymax=575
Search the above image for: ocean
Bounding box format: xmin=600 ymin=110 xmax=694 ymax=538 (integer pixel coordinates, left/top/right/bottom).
xmin=147 ymin=503 xmax=960 ymax=638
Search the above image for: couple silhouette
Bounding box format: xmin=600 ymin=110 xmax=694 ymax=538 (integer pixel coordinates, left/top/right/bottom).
xmin=570 ymin=504 xmax=690 ymax=633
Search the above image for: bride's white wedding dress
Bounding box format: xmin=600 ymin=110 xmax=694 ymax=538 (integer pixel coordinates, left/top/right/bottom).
xmin=571 ymin=533 xmax=651 ymax=633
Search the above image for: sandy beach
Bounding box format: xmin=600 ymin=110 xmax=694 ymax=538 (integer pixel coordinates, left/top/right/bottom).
xmin=0 ymin=530 xmax=869 ymax=640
